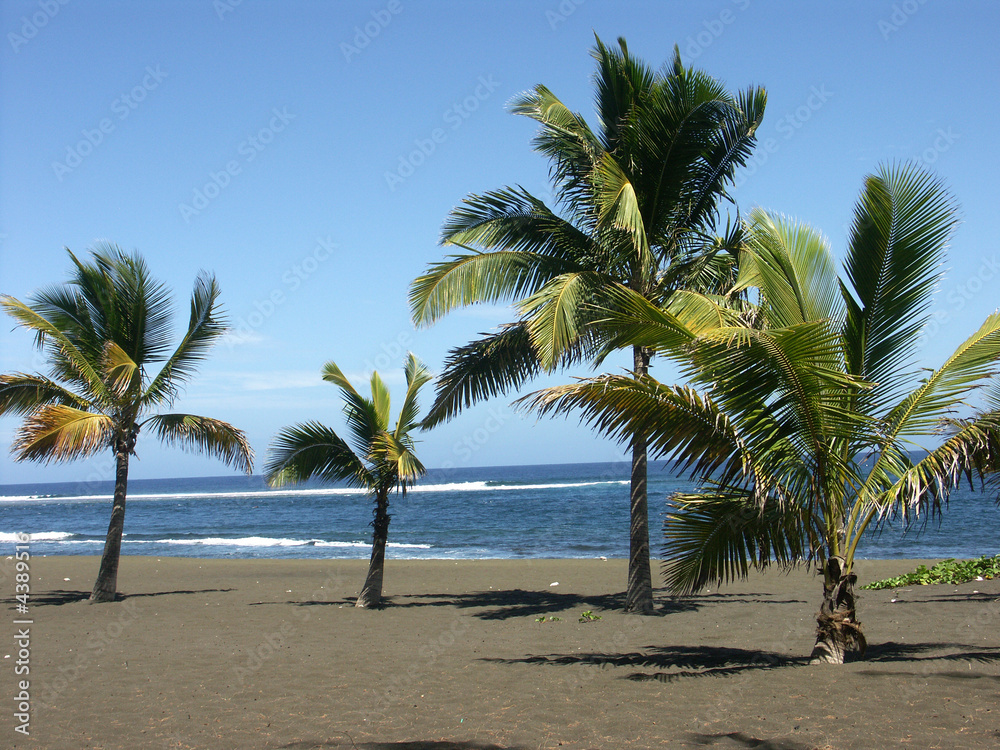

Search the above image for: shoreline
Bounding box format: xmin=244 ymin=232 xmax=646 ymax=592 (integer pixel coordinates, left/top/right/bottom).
xmin=13 ymin=548 xmax=1000 ymax=564
xmin=5 ymin=465 xmax=997 ymax=564
xmin=4 ymin=556 xmax=999 ymax=749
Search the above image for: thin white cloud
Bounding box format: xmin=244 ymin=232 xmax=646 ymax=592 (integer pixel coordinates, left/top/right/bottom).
xmin=182 ymin=370 xmax=328 ymax=394
xmin=236 ymin=371 xmax=325 ymax=391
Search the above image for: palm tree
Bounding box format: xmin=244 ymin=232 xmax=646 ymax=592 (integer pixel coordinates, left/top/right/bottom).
xmin=0 ymin=244 xmax=253 ymax=602
xmin=523 ymin=163 xmax=1000 ymax=661
xmin=410 ymin=36 xmax=766 ymax=613
xmin=264 ymin=354 xmax=431 ymax=608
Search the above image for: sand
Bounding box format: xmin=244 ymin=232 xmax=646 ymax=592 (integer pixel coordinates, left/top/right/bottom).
xmin=2 ymin=555 xmax=999 ymax=749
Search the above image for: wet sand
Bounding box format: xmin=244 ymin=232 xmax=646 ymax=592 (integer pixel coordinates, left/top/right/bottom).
xmin=3 ymin=555 xmax=999 ymax=749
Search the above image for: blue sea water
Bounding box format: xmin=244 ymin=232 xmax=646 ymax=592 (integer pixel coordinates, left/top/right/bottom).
xmin=1 ymin=461 xmax=997 ymax=560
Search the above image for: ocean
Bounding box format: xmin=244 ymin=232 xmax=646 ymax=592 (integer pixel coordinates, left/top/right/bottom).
xmin=1 ymin=461 xmax=998 ymax=561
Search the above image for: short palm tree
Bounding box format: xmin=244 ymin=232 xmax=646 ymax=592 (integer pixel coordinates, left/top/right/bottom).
xmin=410 ymin=36 xmax=766 ymax=613
xmin=524 ymin=163 xmax=1000 ymax=662
xmin=0 ymin=244 xmax=253 ymax=602
xmin=264 ymin=354 xmax=431 ymax=608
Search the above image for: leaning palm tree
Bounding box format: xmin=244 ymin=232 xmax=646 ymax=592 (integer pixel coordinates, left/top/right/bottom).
xmin=0 ymin=244 xmax=253 ymax=602
xmin=264 ymin=354 xmax=431 ymax=608
xmin=410 ymin=36 xmax=766 ymax=613
xmin=524 ymin=163 xmax=1000 ymax=661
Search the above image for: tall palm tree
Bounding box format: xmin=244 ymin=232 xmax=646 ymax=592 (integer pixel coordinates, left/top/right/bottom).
xmin=410 ymin=36 xmax=766 ymax=613
xmin=0 ymin=244 xmax=253 ymax=602
xmin=523 ymin=163 xmax=1000 ymax=661
xmin=264 ymin=354 xmax=431 ymax=608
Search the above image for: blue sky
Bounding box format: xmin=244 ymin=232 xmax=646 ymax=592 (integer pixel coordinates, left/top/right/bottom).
xmin=1 ymin=0 xmax=998 ymax=484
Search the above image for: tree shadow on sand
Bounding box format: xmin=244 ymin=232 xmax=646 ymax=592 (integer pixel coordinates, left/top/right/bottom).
xmin=279 ymin=739 xmax=526 ymax=750
xmin=483 ymin=644 xmax=807 ymax=681
xmin=3 ymin=588 xmax=234 ymax=606
xmin=858 ymin=669 xmax=1000 ymax=683
xmin=483 ymin=639 xmax=1000 ymax=682
xmin=379 ymin=588 xmax=635 ymax=619
xmin=681 ymin=732 xmax=818 ymax=750
xmin=261 ymin=589 xmax=804 ymax=620
xmin=862 ymin=640 xmax=1000 ymax=664
xmin=275 ymin=588 xmax=701 ymax=619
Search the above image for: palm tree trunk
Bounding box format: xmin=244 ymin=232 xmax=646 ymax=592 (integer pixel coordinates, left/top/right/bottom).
xmin=810 ymin=556 xmax=866 ymax=664
xmin=356 ymin=493 xmax=390 ymax=608
xmin=91 ymin=435 xmax=131 ymax=603
xmin=624 ymin=345 xmax=655 ymax=614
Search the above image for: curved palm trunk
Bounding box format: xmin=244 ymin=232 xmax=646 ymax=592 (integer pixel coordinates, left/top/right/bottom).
xmin=91 ymin=435 xmax=132 ymax=603
xmin=625 ymin=345 xmax=655 ymax=614
xmin=356 ymin=492 xmax=390 ymax=608
xmin=810 ymin=556 xmax=866 ymax=664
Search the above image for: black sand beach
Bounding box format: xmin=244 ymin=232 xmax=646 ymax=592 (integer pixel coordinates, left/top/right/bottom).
xmin=3 ymin=556 xmax=999 ymax=749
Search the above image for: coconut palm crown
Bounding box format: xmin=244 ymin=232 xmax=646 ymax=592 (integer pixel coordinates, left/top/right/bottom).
xmin=523 ymin=162 xmax=1000 ymax=661
xmin=409 ymin=35 xmax=766 ymax=613
xmin=264 ymin=353 xmax=432 ymax=608
xmin=0 ymin=244 xmax=253 ymax=602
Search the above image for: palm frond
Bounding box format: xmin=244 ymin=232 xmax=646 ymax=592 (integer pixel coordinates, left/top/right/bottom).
xmin=112 ymin=246 xmax=175 ymax=365
xmin=11 ymin=405 xmax=113 ymax=462
xmin=509 ymin=84 xmax=602 ymax=208
xmin=881 ymin=428 xmax=986 ymax=519
xmin=396 ymin=353 xmax=432 ymax=436
xmin=928 ymin=411 xmax=1000 ymax=498
xmin=842 ymin=163 xmax=959 ymax=406
xmin=78 ymin=243 xmax=175 ymax=365
xmin=856 ymin=312 xmax=1000 ymax=516
xmin=589 ymin=283 xmax=711 ymax=358
xmin=20 ymin=281 xmax=100 ymax=366
xmin=440 ymin=186 xmax=594 ymax=262
xmin=102 ymin=341 xmax=140 ymax=399
xmin=655 ymin=226 xmax=742 ymax=299
xmin=662 ymin=489 xmax=815 ymax=594
xmin=590 ymin=35 xmax=658 ymax=154
xmin=144 ymin=413 xmax=253 ymax=474
xmin=373 ymin=432 xmax=426 ymax=487
xmin=520 ymin=376 xmax=746 ymax=484
xmin=694 ymin=322 xmax=864 ymax=434
xmin=143 ymin=272 xmax=226 ymax=406
xmin=410 ymin=248 xmax=565 ymax=327
xmin=319 ymin=361 xmax=383 ymax=458
xmin=0 ymin=373 xmax=92 ymax=416
xmin=741 ymin=209 xmax=844 ymax=327
xmin=591 ymin=153 xmax=654 ymax=276
xmin=321 ymin=360 xmax=360 ymax=396
xmin=673 ymin=84 xmax=766 ymax=236
xmin=421 ymin=323 xmax=543 ymax=428
xmin=843 ymin=409 xmax=1000 ymax=564
xmin=0 ymin=294 xmax=112 ymax=406
xmin=369 ymin=371 xmax=392 ymax=431
xmin=263 ymin=421 xmax=369 ymax=488
xmin=519 ymin=272 xmax=604 ymax=370
xmin=881 ymin=311 xmax=1000 ymax=439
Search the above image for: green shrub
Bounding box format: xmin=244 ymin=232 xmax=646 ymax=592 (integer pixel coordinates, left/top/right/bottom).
xmin=863 ymin=555 xmax=1000 ymax=589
